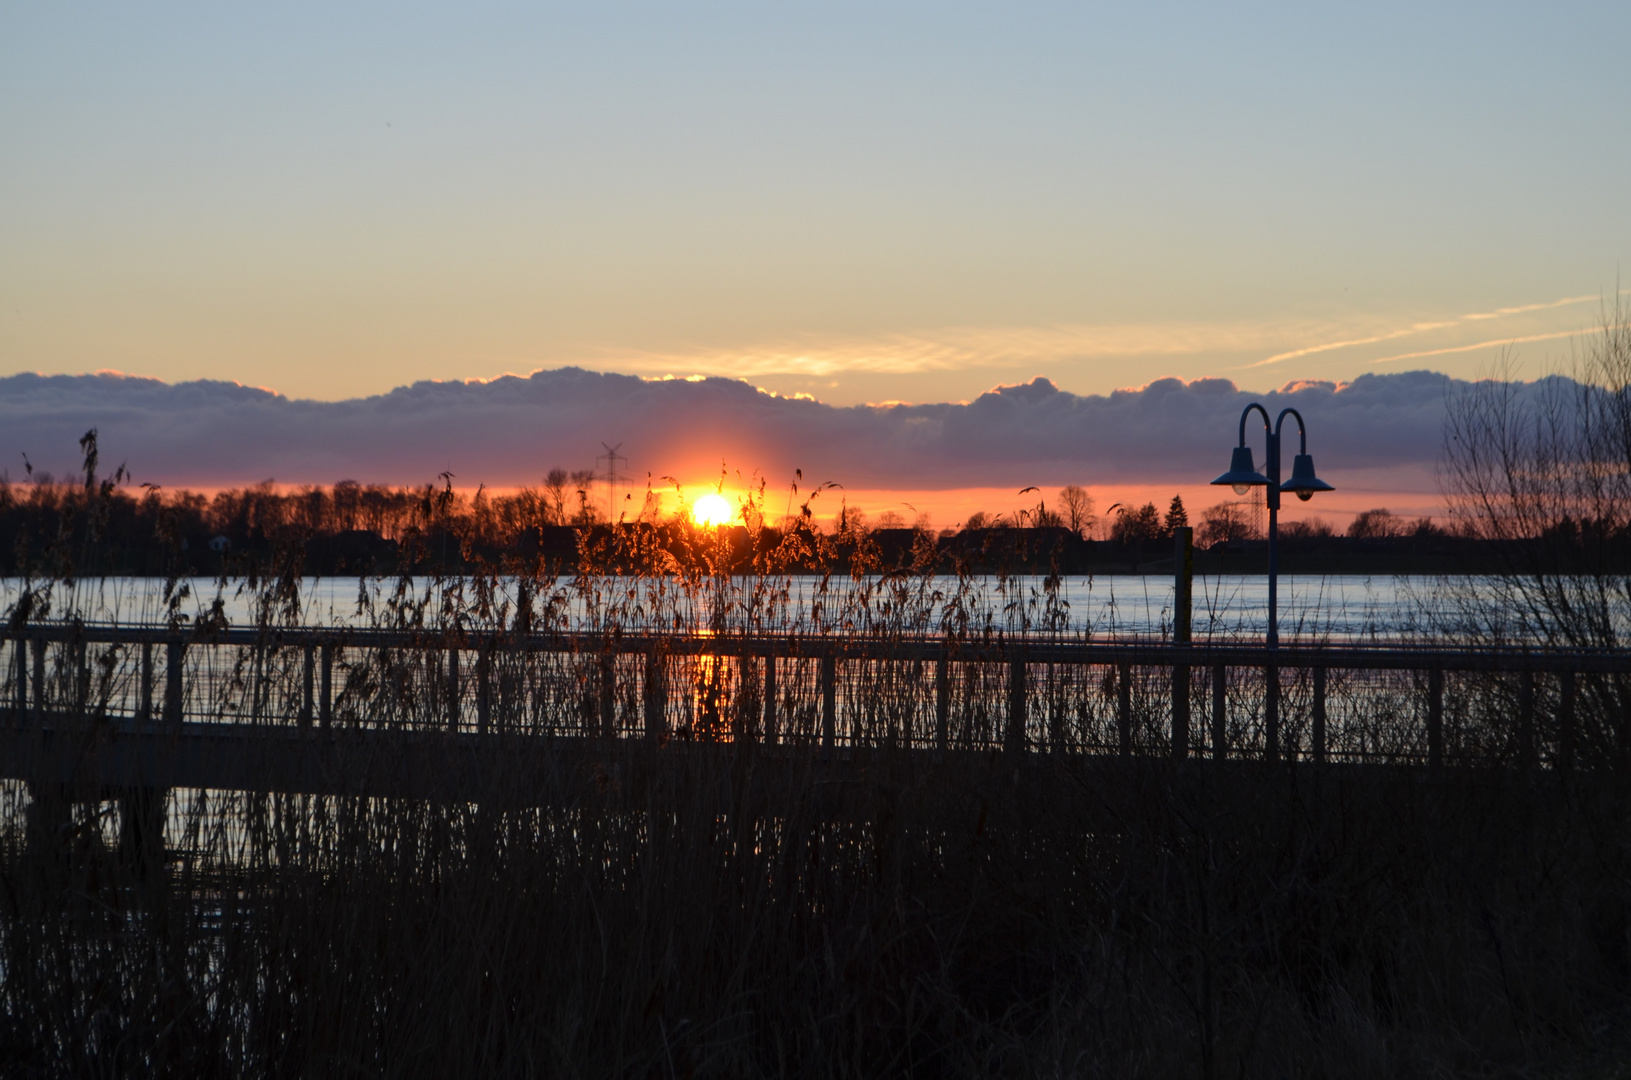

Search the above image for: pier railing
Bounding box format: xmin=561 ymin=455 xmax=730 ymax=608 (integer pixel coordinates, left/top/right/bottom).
xmin=7 ymin=622 xmax=1628 ymax=771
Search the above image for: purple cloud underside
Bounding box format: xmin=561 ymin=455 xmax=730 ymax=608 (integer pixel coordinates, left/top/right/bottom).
xmin=0 ymin=367 xmax=1539 ymax=490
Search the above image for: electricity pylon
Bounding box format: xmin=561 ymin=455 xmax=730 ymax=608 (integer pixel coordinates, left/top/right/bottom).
xmin=596 ymin=443 xmax=634 ymax=522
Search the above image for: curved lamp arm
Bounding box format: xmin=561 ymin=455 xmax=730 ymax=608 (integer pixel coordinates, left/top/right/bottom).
xmin=1238 ymin=403 xmax=1272 ymax=446
xmin=1275 ymin=407 xmax=1308 ymax=454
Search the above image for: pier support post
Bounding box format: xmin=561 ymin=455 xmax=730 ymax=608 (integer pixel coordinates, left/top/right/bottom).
xmin=1006 ymin=656 xmax=1027 ymax=757
xmin=118 ymin=786 xmax=168 ymax=886
xmin=25 ymin=781 xmax=72 ymax=885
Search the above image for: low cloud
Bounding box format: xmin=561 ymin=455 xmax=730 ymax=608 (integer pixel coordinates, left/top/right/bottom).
xmin=0 ymin=367 xmax=1552 ymax=492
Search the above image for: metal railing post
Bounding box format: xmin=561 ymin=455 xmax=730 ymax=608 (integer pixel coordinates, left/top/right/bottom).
xmin=1619 ymin=674 xmax=1631 ymax=774
xmin=139 ymin=640 xmax=154 ymax=725
xmin=821 ymin=652 xmax=837 ymax=749
xmin=762 ymin=651 xmax=777 ymax=744
xmin=1559 ymin=670 xmax=1576 ymax=772
xmin=600 ymin=655 xmax=617 ymax=738
xmin=11 ymin=634 xmax=25 ymax=727
xmin=1264 ymin=663 xmax=1280 ymax=763
xmin=446 ymin=647 xmax=461 ymax=731
xmin=164 ymin=637 xmax=184 ymax=727
xmin=739 ymin=654 xmax=760 ymax=742
xmin=1047 ymin=661 xmax=1063 ymax=754
xmin=935 ymin=655 xmax=950 ymax=751
xmin=32 ymin=636 xmax=45 ymax=726
xmin=320 ymin=643 xmax=334 ymax=726
xmin=1312 ymin=666 xmax=1327 ymax=766
xmin=1172 ymin=665 xmax=1189 ymax=761
xmin=251 ymin=637 xmax=265 ymax=722
xmin=1427 ymin=667 xmax=1443 ymax=772
xmin=301 ymin=643 xmax=315 ymax=728
xmin=74 ymin=638 xmax=89 ymax=718
xmin=1172 ymin=527 xmax=1192 ymax=761
xmin=477 ymin=642 xmax=491 ymax=736
xmin=1518 ymin=669 xmax=1535 ymax=770
xmin=1006 ymin=655 xmax=1027 ymax=757
xmin=644 ymin=645 xmax=666 ymax=742
xmin=1211 ymin=663 xmax=1227 ymax=760
xmin=1117 ymin=662 xmax=1132 ymax=756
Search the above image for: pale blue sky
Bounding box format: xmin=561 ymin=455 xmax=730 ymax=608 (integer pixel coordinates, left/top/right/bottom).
xmin=3 ymin=2 xmax=1628 ymax=406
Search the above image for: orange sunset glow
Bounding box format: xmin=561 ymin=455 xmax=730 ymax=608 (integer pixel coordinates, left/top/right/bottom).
xmin=690 ymin=492 xmax=735 ymax=527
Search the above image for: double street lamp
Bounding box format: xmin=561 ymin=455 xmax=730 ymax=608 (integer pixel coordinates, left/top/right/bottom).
xmin=1211 ymin=404 xmax=1334 ymax=650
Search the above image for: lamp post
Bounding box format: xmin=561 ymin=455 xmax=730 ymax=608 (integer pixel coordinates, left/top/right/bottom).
xmin=1211 ymin=404 xmax=1334 ymax=650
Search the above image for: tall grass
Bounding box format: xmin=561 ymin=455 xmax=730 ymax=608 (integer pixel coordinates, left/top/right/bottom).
xmin=1 ymin=477 xmax=1628 ymax=1077
xmin=5 ymin=753 xmax=1626 ymax=1076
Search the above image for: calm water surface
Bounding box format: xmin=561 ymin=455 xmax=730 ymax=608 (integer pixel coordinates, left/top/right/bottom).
xmin=1 ymin=574 xmax=1460 ymax=642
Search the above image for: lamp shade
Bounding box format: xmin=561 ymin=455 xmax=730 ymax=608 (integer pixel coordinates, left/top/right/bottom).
xmin=1280 ymin=453 xmax=1334 ymax=500
xmin=1211 ymin=445 xmax=1270 ymax=490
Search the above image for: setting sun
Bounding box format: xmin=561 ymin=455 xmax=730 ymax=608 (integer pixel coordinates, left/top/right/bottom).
xmin=691 ymin=492 xmax=734 ymax=527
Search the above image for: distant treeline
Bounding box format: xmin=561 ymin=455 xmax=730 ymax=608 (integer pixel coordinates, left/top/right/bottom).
xmin=5 ymin=467 xmax=1622 ymax=578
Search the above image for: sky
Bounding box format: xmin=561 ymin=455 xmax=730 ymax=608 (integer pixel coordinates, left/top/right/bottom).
xmin=2 ymin=2 xmax=1629 ymax=522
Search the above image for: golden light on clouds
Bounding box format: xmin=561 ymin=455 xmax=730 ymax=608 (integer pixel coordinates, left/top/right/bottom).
xmin=595 ymin=292 xmax=1616 ymax=393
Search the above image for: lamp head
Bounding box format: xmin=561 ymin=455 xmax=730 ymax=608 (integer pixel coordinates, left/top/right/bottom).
xmin=1211 ymin=445 xmax=1270 ymax=496
xmin=1280 ymin=452 xmax=1334 ymax=503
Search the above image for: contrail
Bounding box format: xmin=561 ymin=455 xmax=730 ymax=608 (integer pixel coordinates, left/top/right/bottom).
xmin=1241 ymin=322 xmax=1458 ymax=369
xmin=1242 ymin=294 xmax=1596 ymax=370
xmin=1368 ymin=328 xmax=1583 ymax=365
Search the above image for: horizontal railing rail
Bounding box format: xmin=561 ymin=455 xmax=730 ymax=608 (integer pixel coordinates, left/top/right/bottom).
xmin=5 ymin=622 xmax=1631 ymax=674
xmin=3 ymin=621 xmax=1624 ymax=782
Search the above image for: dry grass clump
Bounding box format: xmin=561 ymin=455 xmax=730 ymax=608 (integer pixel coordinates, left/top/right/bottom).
xmin=3 ymin=754 xmax=1628 ymax=1077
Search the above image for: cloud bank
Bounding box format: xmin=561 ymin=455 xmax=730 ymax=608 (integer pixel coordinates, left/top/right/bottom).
xmin=0 ymin=367 xmax=1545 ymax=492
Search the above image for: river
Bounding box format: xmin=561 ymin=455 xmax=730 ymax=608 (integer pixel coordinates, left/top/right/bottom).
xmin=1 ymin=573 xmax=1468 ymax=642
